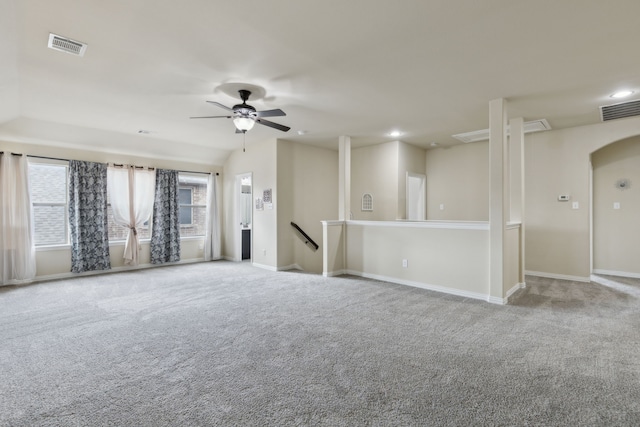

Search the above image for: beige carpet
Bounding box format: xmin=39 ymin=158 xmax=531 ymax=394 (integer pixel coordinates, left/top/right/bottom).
xmin=1 ymin=261 xmax=639 ymax=426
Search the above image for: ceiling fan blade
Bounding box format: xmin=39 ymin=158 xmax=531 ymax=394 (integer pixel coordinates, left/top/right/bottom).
xmin=235 ymin=128 xmax=243 ymax=134
xmin=256 ymin=118 xmax=291 ymax=132
xmin=206 ymin=100 xmax=234 ymax=112
xmin=254 ymin=108 xmax=286 ymax=118
xmin=190 ymin=115 xmax=232 ymax=119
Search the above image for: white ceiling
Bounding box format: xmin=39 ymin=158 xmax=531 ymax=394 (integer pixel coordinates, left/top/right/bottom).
xmin=2 ymin=0 xmax=640 ymax=166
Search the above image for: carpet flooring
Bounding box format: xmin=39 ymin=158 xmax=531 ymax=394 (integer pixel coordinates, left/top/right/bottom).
xmin=1 ymin=261 xmax=639 ymax=426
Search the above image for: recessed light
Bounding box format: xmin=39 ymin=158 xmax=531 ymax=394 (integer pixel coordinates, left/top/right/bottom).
xmin=297 ymin=130 xmax=308 ymax=135
xmin=611 ymin=90 xmax=634 ymax=99
xmin=388 ymin=130 xmax=402 ymax=138
xmin=138 ymin=129 xmax=152 ymax=134
xmin=430 ymin=142 xmax=439 ymax=147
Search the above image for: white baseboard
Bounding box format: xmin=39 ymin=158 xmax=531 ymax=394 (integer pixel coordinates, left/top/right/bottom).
xmin=592 ymin=269 xmax=640 ymax=279
xmin=505 ymin=282 xmax=526 ymax=301
xmin=252 ymin=262 xmax=277 ymax=272
xmin=343 ymin=269 xmax=499 ymax=304
xmin=525 ymin=270 xmax=591 ymax=283
xmin=323 ymin=269 xmax=346 ymax=277
xmin=29 ymin=258 xmax=206 ymax=284
xmin=278 ymin=264 xmax=303 ymax=272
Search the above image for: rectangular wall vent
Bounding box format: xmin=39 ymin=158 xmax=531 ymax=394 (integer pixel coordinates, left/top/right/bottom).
xmin=452 ymin=119 xmax=551 ymax=143
xmin=600 ymin=99 xmax=640 ymax=122
xmin=48 ymin=33 xmax=87 ymax=57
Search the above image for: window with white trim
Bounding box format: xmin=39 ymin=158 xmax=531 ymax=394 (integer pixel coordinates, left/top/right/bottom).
xmin=179 ymin=173 xmax=207 ymax=237
xmin=28 ymin=159 xmax=69 ymax=246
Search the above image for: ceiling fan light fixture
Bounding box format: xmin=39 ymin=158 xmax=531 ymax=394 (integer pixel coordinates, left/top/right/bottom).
xmin=233 ymin=117 xmax=255 ymax=132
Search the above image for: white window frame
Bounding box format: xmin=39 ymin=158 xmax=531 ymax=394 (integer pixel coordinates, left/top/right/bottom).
xmin=178 ymin=173 xmax=208 ymax=237
xmin=28 ymin=158 xmax=70 ymax=247
xmin=179 ymin=186 xmax=194 ymax=226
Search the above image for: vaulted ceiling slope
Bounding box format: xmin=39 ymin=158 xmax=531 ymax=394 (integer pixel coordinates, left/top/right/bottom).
xmin=2 ymin=0 xmax=640 ymax=166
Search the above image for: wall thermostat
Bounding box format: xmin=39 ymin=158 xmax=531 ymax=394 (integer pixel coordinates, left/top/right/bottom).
xmin=558 ymin=195 xmax=570 ymax=201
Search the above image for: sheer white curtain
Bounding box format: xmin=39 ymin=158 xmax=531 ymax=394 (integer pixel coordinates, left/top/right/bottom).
xmin=0 ymin=153 xmax=36 ymax=284
xmin=204 ymin=173 xmax=221 ymax=261
xmin=107 ymin=165 xmax=156 ymax=266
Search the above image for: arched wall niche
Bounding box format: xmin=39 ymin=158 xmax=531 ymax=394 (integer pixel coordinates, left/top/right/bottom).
xmin=591 ymin=134 xmax=640 ymax=277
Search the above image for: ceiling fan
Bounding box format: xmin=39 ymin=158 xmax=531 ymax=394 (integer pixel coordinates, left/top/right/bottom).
xmin=191 ymin=89 xmax=290 ymax=133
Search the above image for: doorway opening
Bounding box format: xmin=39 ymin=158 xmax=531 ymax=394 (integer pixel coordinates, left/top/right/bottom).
xmin=236 ymin=173 xmax=252 ymax=262
xmin=406 ymin=172 xmax=426 ymax=220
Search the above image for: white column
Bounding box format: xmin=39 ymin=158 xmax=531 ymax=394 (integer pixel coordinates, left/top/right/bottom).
xmin=338 ymin=135 xmax=351 ymax=221
xmin=510 ymin=117 xmax=525 ymax=284
xmin=489 ymin=98 xmax=508 ymax=300
xmin=510 ymin=117 xmax=524 ymax=223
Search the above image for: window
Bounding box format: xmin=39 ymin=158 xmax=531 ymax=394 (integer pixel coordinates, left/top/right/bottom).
xmin=28 ymin=160 xmax=69 ymax=246
xmin=179 ymin=188 xmax=193 ymax=225
xmin=179 ymin=173 xmax=207 ymax=237
xmin=106 ymin=188 xmax=151 ymax=242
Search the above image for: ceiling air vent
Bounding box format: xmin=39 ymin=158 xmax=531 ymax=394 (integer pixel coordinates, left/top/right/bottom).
xmin=600 ymin=99 xmax=640 ymax=122
xmin=48 ymin=33 xmax=87 ymax=57
xmin=452 ymin=119 xmax=551 ymax=143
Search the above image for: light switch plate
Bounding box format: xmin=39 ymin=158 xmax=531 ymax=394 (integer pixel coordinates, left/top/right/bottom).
xmin=572 ymin=202 xmax=579 ymax=209
xmin=614 ymin=202 xmax=621 ymax=210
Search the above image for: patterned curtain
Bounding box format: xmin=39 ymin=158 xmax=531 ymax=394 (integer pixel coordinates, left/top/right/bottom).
xmin=151 ymin=169 xmax=180 ymax=264
xmin=68 ymin=160 xmax=111 ymax=273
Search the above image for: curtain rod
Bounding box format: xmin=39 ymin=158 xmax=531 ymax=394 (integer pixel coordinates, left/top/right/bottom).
xmin=24 ymin=154 xmax=218 ymax=175
xmin=0 ymin=151 xmax=25 ymax=156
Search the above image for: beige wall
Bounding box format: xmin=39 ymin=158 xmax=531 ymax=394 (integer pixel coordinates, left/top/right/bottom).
xmin=345 ymin=221 xmax=490 ymax=297
xmin=425 ymin=142 xmax=489 ymax=221
xmin=592 ymin=136 xmax=640 ymax=275
xmin=222 ymin=139 xmax=278 ymax=267
xmin=277 ymin=140 xmax=338 ymax=273
xmin=525 ymin=116 xmax=640 ymax=279
xmin=35 ymin=240 xmax=204 ymax=278
xmin=351 ymin=140 xmax=426 ymax=221
xmin=351 ymin=141 xmax=399 ymax=220
xmin=0 ymin=140 xmax=218 ymax=174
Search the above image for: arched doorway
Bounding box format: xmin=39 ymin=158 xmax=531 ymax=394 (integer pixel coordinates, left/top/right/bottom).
xmin=591 ymin=136 xmax=640 ymax=278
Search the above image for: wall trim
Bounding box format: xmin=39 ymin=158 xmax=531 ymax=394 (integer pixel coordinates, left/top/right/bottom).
xmin=323 ymin=269 xmax=346 ymax=277
xmin=278 ymin=264 xmax=303 ymax=272
xmin=592 ymin=269 xmax=640 ymax=279
xmin=17 ymin=258 xmax=207 ymax=285
xmin=505 ymin=282 xmax=526 ymax=300
xmin=321 ymin=220 xmax=346 ymax=226
xmin=343 ymin=269 xmax=499 ymax=304
xmin=525 ymin=270 xmax=591 ymax=283
xmin=252 ymin=262 xmax=277 ymax=272
xmin=346 ymin=220 xmax=489 ymax=230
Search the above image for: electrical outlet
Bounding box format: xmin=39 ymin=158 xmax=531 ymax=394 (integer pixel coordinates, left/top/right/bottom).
xmin=402 ymin=259 xmax=408 ymax=268
xmin=439 ymin=204 xmax=445 ymax=211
